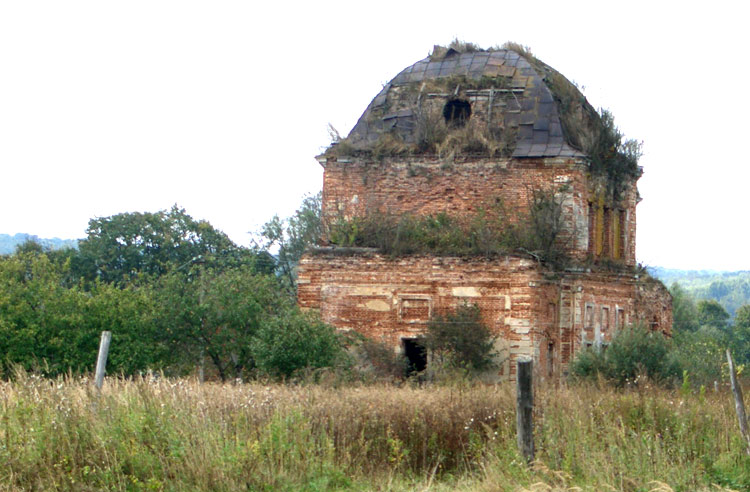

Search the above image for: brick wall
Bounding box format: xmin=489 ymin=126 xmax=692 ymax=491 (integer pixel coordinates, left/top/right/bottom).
xmin=319 ymin=155 xmax=638 ymax=266
xmin=298 ymin=250 xmax=671 ymax=381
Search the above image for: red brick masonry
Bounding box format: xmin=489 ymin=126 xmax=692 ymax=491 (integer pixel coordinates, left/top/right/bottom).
xmin=298 ymin=251 xmax=671 ymax=381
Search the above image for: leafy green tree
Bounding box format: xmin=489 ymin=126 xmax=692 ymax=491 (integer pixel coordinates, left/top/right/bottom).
xmin=76 ymin=205 xmax=261 ymax=285
xmin=83 ymin=281 xmax=165 ymax=374
xmin=156 ymin=265 xmax=289 ymax=380
xmin=697 ymin=299 xmax=730 ymax=331
xmin=13 ymin=239 xmax=46 ymax=255
xmin=672 ymin=326 xmax=727 ymax=384
xmin=0 ymin=251 xmax=88 ymax=375
xmin=667 ymin=286 xmax=732 ymax=383
xmin=670 ymin=283 xmax=699 ymax=333
xmin=259 ymin=193 xmax=322 ymax=294
xmin=731 ymin=304 xmax=750 ymax=364
xmin=251 ymin=309 xmax=347 ymax=378
xmin=571 ymin=324 xmax=681 ymax=386
xmin=421 ymin=303 xmax=497 ymax=372
xmin=0 ymin=250 xmax=166 ymax=376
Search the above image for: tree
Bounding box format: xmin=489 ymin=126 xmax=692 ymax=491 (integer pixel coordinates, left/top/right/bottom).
xmin=0 ymin=251 xmax=163 ymax=376
xmin=0 ymin=251 xmax=87 ymax=375
xmin=259 ymin=193 xmax=322 ymax=295
xmin=571 ymin=324 xmax=681 ymax=386
xmin=156 ymin=264 xmax=289 ymax=381
xmin=731 ymin=304 xmax=750 ymax=364
xmin=697 ymin=299 xmax=730 ymax=331
xmin=670 ymin=283 xmax=699 ymax=333
xmin=251 ymin=309 xmax=347 ymax=378
xmin=84 ymin=281 xmax=165 ymax=374
xmin=76 ymin=205 xmax=262 ymax=285
xmin=420 ymin=303 xmax=497 ymax=372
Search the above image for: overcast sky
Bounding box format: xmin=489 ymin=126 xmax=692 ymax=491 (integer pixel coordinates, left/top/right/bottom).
xmin=1 ymin=1 xmax=747 ymax=271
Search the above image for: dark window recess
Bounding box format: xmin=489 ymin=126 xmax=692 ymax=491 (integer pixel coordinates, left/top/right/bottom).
xmin=547 ymin=341 xmax=554 ymax=378
xmin=403 ymin=338 xmax=426 ymax=375
xmin=443 ymin=99 xmax=471 ymax=127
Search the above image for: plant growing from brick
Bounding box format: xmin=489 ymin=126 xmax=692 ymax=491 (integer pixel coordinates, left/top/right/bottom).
xmin=420 ymin=303 xmax=497 ymax=372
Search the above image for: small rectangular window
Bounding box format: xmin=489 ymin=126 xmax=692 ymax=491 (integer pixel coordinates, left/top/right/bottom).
xmin=612 ymin=211 xmax=621 ymax=260
xmin=603 ymin=208 xmax=612 ymax=258
xmin=602 ymin=307 xmax=610 ymax=333
xmin=616 ymin=308 xmax=625 ymax=329
xmin=585 ymin=305 xmax=594 ymax=329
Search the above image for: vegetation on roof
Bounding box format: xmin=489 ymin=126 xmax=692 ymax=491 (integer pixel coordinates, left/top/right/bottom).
xmin=332 ymin=40 xmax=643 ymax=202
xmin=504 ymin=43 xmax=642 ymax=201
xmin=326 ymin=187 xmax=572 ymax=267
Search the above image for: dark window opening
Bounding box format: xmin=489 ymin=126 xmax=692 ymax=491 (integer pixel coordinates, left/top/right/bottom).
xmin=603 ymin=207 xmax=612 ymax=258
xmin=547 ymin=341 xmax=554 ymax=378
xmin=443 ymin=99 xmax=471 ymax=127
xmin=402 ymin=338 xmax=426 ymax=376
xmin=602 ymin=307 xmax=610 ymax=333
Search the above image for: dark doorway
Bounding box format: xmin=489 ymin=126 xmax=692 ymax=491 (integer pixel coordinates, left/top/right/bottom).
xmin=402 ymin=338 xmax=427 ymax=376
xmin=443 ymin=99 xmax=471 ymax=127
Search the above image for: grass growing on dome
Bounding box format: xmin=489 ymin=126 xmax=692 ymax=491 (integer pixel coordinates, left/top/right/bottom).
xmin=506 ymin=43 xmax=643 ymax=203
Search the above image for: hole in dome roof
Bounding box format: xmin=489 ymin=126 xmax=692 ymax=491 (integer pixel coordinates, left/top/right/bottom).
xmin=443 ymin=99 xmax=471 ymax=127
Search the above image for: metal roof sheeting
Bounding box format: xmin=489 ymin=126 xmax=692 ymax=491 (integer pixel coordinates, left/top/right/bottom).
xmin=346 ymin=49 xmax=587 ymax=159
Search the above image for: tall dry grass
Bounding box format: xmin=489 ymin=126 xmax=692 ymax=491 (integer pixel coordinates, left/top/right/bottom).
xmin=0 ymin=371 xmax=748 ymax=491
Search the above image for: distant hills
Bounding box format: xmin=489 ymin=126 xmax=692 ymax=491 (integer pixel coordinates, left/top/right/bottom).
xmin=649 ymin=266 xmax=750 ymax=317
xmin=0 ymin=233 xmax=78 ymax=255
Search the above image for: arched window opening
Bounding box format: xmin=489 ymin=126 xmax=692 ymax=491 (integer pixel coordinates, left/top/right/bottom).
xmin=443 ymin=99 xmax=471 ymax=127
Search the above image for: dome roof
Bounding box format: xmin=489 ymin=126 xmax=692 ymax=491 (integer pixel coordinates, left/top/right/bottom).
xmin=345 ymin=47 xmax=599 ymax=159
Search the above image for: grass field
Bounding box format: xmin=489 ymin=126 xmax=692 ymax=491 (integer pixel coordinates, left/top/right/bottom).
xmin=1 ymin=371 xmax=749 ymax=491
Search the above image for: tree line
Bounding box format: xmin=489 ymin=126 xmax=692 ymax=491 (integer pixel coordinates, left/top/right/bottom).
xmin=0 ymin=200 xmax=346 ymax=380
xmin=4 ymin=198 xmax=749 ymax=385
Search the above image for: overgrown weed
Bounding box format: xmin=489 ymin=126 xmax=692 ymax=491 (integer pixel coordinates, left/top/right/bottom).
xmin=1 ymin=372 xmax=747 ymax=490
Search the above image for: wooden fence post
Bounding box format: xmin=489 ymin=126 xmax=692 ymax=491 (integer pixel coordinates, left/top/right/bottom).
xmin=726 ymin=349 xmax=750 ymax=455
xmin=94 ymin=331 xmax=112 ymax=390
xmin=516 ymin=357 xmax=534 ymax=463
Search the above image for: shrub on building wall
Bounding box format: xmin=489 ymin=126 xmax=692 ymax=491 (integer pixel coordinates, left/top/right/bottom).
xmin=420 ymin=304 xmax=497 ymax=372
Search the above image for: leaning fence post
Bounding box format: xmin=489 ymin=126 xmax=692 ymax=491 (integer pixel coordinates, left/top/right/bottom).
xmin=726 ymin=349 xmax=750 ymax=455
xmin=94 ymin=331 xmax=112 ymax=390
xmin=516 ymin=357 xmax=535 ymax=463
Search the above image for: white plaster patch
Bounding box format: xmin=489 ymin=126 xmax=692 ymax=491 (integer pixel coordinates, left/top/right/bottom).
xmin=452 ymin=286 xmax=480 ymax=297
xmin=364 ymin=299 xmax=390 ymax=312
xmin=348 ymin=286 xmax=393 ymax=297
xmin=507 ymin=318 xmax=531 ymax=327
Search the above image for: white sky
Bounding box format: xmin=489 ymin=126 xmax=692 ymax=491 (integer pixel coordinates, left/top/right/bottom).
xmin=1 ymin=1 xmax=747 ymax=271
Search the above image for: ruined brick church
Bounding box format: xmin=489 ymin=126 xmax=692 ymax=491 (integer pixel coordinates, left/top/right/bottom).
xmin=298 ymin=44 xmax=672 ymax=381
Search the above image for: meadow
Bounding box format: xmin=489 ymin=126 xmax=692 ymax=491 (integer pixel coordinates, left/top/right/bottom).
xmin=1 ymin=371 xmax=749 ymax=492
